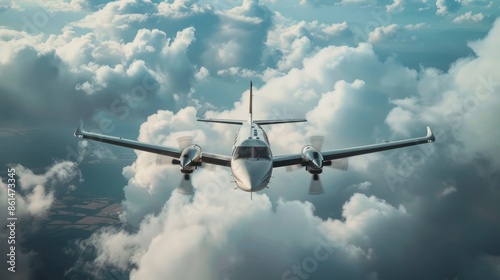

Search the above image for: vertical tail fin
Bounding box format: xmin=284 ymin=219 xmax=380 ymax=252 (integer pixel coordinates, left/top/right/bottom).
xmin=198 ymin=80 xmax=306 ymax=126
xmin=249 ymin=81 xmax=253 ymax=125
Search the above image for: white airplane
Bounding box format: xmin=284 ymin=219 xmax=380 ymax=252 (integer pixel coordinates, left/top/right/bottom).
xmin=74 ymin=82 xmax=436 ymax=195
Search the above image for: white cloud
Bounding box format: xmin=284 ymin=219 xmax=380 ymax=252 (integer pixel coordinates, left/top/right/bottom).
xmin=72 ymin=0 xmax=155 ymax=38
xmin=195 ymin=66 xmax=209 ymax=81
xmin=13 ymin=0 xmax=114 ymax=12
xmin=404 ymin=22 xmax=428 ymax=30
xmin=78 ymin=17 xmax=500 ymax=279
xmin=0 ymin=1 xmax=24 ymax=11
xmin=385 ymin=18 xmax=500 ymax=166
xmin=0 ymin=161 xmax=81 ymax=219
xmin=0 ymin=29 xmax=44 ymax=64
xmin=323 ymin=21 xmax=350 ymax=36
xmin=157 ymin=0 xmax=210 ymax=17
xmin=266 ymin=18 xmax=352 ymax=71
xmin=82 ymin=188 xmax=407 ymax=279
xmin=216 ymin=67 xmax=258 ymax=78
xmin=385 ymin=107 xmax=415 ymax=136
xmin=276 ymin=36 xmax=313 ymax=70
xmin=267 ymin=15 xmax=351 ymax=50
xmin=438 ymin=183 xmax=457 ymax=197
xmin=386 ymin=0 xmax=404 ymax=13
xmin=368 ymin=24 xmax=400 ymax=43
xmin=452 ymin=11 xmax=485 ymax=23
xmin=346 ymin=181 xmax=373 ymax=192
xmin=25 ymin=185 xmax=55 ymax=215
xmin=2 ymin=1 xmax=500 ymax=279
xmin=46 ymin=25 xmax=196 ymax=96
xmin=15 ymin=161 xmax=80 ymax=191
xmin=436 ymin=0 xmax=461 ymax=15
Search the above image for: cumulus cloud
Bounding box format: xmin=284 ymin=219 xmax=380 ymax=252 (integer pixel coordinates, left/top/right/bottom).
xmin=0 ymin=8 xmax=202 ymax=128
xmin=368 ymin=24 xmax=400 ymax=43
xmin=346 ymin=181 xmax=373 ymax=192
xmin=266 ymin=15 xmax=352 ymax=71
xmin=200 ymin=0 xmax=273 ymax=71
xmin=299 ymin=0 xmax=391 ymax=6
xmin=386 ymin=18 xmax=500 ymax=166
xmin=385 ymin=106 xmax=415 ymax=136
xmin=436 ymin=0 xmax=461 ymax=15
xmin=13 ymin=0 xmax=115 ymax=12
xmin=0 ymin=160 xmax=82 ymax=279
xmin=452 ymin=11 xmax=485 ymax=23
xmin=2 ymin=1 xmax=500 ymax=279
xmin=404 ymin=22 xmax=428 ymax=30
xmin=79 ymin=189 xmax=409 ymax=279
xmin=299 ymin=0 xmax=342 ymax=6
xmin=386 ymin=0 xmax=404 ymax=13
xmin=0 ymin=161 xmax=82 ymax=218
xmin=75 ymin=20 xmax=500 ymax=280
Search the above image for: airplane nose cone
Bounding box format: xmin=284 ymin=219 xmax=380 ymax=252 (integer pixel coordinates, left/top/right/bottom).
xmin=239 ymin=173 xmax=264 ymax=191
xmin=232 ymin=160 xmax=272 ymax=192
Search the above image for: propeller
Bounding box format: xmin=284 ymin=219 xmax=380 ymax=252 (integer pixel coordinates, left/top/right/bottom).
xmin=177 ymin=174 xmax=194 ymax=195
xmin=177 ymin=135 xmax=193 ymax=149
xmin=287 ymin=136 xmax=349 ymax=195
xmin=308 ymin=174 xmax=323 ymax=195
xmin=155 ymin=136 xmax=197 ymax=195
xmin=310 ymin=135 xmax=324 ymax=150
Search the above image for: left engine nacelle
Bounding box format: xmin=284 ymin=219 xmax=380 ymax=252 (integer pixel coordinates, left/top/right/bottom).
xmin=301 ymin=145 xmax=323 ymax=174
xmin=179 ymin=144 xmax=202 ymax=173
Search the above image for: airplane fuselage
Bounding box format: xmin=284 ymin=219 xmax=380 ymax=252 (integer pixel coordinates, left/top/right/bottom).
xmin=230 ymin=121 xmax=273 ymax=192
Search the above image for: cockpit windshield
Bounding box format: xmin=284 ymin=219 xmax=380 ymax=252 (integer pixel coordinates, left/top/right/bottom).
xmin=234 ymin=146 xmax=270 ymax=160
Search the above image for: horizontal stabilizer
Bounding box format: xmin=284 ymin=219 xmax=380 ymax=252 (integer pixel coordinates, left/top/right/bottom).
xmin=197 ymin=118 xmax=244 ymax=125
xmin=254 ymin=119 xmax=307 ymax=125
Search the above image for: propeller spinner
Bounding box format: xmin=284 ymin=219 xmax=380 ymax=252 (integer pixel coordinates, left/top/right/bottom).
xmin=287 ymin=136 xmax=348 ymax=195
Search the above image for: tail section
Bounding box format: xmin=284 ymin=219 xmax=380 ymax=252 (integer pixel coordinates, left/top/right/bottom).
xmin=196 ymin=118 xmax=244 ymax=125
xmin=198 ymin=81 xmax=307 ymax=125
xmin=254 ymin=119 xmax=307 ymax=125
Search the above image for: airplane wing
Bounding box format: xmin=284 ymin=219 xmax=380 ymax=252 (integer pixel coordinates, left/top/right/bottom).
xmin=197 ymin=118 xmax=244 ymax=125
xmin=254 ymin=119 xmax=307 ymax=125
xmin=197 ymin=118 xmax=307 ymax=125
xmin=74 ymin=123 xmax=232 ymax=167
xmin=273 ymin=127 xmax=436 ymax=168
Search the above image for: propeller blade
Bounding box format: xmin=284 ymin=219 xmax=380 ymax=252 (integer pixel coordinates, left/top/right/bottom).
xmin=308 ymin=174 xmax=324 ymax=195
xmin=177 ymin=136 xmax=193 ymax=149
xmin=325 ymin=158 xmax=348 ymax=171
xmin=310 ymin=136 xmax=324 ymax=151
xmin=156 ymin=155 xmax=175 ymax=165
xmin=286 ymin=164 xmax=302 ymax=172
xmin=201 ymin=163 xmax=216 ymax=172
xmin=177 ymin=174 xmax=194 ymax=195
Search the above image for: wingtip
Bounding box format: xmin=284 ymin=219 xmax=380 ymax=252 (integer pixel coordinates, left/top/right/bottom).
xmin=74 ymin=121 xmax=84 ymax=138
xmin=426 ymin=126 xmax=436 ymax=142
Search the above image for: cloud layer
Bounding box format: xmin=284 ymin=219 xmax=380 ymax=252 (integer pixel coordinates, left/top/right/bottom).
xmin=78 ymin=16 xmax=500 ymax=279
xmin=1 ymin=0 xmax=500 ymax=279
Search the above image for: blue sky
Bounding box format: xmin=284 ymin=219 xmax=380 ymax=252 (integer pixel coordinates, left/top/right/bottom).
xmin=1 ymin=0 xmax=500 ymax=279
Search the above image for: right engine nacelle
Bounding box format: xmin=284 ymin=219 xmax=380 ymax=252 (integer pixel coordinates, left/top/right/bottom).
xmin=179 ymin=144 xmax=202 ymax=173
xmin=301 ymin=145 xmax=323 ymax=174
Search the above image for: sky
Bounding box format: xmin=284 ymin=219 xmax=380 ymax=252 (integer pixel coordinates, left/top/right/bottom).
xmin=0 ymin=0 xmax=500 ymax=279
